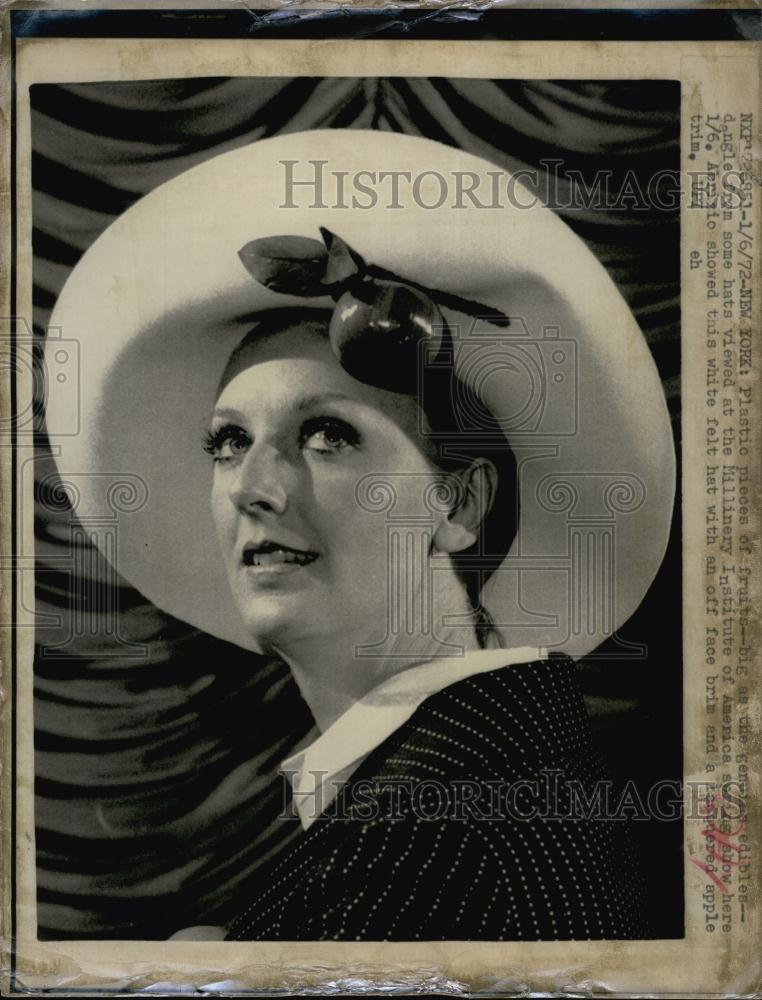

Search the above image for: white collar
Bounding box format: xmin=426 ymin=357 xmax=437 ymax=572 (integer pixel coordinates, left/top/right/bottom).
xmin=281 ymin=645 xmax=543 ymax=830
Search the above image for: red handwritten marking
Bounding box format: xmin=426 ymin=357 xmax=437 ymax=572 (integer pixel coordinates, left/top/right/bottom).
xmin=689 ymin=791 xmax=747 ymax=894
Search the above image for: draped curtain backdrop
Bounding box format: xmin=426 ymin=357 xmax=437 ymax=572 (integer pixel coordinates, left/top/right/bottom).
xmin=31 ymin=78 xmax=682 ymax=939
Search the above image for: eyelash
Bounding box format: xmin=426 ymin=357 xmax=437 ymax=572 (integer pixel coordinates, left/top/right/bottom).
xmin=203 ymin=416 xmax=361 ymax=462
xmin=299 ymin=416 xmax=361 ymax=453
xmin=203 ymin=423 xmax=251 ymax=461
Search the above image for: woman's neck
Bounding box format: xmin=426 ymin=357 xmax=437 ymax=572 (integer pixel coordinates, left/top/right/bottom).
xmin=266 ymin=556 xmax=484 ymax=733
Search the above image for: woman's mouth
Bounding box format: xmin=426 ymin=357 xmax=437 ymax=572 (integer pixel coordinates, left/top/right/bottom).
xmin=241 ymin=540 xmax=319 ymax=576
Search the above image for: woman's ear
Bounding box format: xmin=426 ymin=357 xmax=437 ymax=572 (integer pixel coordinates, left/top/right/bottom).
xmin=433 ymin=458 xmax=498 ymax=554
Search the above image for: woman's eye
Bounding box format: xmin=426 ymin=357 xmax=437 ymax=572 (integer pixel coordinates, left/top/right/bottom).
xmin=300 ymin=417 xmax=360 ymax=455
xmin=203 ymin=425 xmax=251 ymax=462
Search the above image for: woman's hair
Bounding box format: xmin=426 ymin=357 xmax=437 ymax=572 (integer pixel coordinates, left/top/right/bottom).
xmin=418 ymin=363 xmax=518 ymax=648
xmin=224 ymin=307 xmax=518 ymax=648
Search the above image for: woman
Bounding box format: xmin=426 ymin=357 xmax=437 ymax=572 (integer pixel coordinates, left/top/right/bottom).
xmin=44 ymin=130 xmax=675 ymax=941
xmin=208 ymin=289 xmax=647 ymax=941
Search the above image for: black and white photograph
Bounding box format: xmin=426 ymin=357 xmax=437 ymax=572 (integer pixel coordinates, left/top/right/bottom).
xmin=33 ymin=73 xmax=681 ymax=944
xmin=3 ymin=6 xmax=759 ymax=996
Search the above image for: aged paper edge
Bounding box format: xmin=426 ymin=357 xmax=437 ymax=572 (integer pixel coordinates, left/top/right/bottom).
xmin=2 ymin=1 xmax=761 ymax=11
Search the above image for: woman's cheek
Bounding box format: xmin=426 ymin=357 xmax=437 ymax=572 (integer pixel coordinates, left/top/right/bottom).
xmin=210 ymin=478 xmax=238 ymax=556
xmin=209 ymin=481 xmax=227 ymax=540
xmin=315 ymin=464 xmax=396 ymax=573
xmin=329 ymin=497 xmax=388 ymax=566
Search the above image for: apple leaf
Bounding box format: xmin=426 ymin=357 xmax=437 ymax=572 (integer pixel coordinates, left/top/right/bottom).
xmin=238 ymin=236 xmax=328 ymax=295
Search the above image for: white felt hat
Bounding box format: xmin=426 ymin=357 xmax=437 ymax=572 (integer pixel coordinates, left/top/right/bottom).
xmin=45 ymin=130 xmax=675 ymax=658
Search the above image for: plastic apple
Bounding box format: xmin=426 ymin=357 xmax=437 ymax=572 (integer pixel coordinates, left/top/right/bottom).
xmin=329 ymin=277 xmax=446 ymax=394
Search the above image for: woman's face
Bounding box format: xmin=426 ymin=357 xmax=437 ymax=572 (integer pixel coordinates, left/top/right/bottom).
xmin=208 ymin=322 xmax=448 ymax=652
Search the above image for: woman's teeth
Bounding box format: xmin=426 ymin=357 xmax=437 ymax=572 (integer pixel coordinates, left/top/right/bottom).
xmin=245 ymin=547 xmax=317 ymax=567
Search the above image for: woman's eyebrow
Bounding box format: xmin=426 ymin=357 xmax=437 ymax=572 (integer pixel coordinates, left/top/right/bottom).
xmin=211 ymin=394 xmax=360 ymax=424
xmin=294 ymin=392 xmax=359 ymax=413
xmin=210 ymin=406 xmax=248 ymax=424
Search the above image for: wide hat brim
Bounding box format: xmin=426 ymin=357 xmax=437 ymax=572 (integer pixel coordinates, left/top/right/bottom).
xmin=45 ymin=130 xmax=675 ymax=658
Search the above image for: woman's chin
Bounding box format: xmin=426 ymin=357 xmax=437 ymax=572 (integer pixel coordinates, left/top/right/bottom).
xmin=236 ymin=596 xmax=306 ymax=649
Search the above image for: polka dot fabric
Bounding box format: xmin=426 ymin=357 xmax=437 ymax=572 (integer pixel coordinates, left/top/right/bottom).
xmin=226 ymin=656 xmax=650 ymax=941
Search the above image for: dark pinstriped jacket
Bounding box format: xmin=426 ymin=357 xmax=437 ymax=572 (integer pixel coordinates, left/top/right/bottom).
xmin=226 ymin=655 xmax=650 ymax=941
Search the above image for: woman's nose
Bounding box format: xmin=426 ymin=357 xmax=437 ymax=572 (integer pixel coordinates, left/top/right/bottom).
xmin=229 ymin=444 xmax=289 ymax=515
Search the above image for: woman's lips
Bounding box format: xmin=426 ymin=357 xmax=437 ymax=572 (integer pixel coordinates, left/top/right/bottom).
xmin=241 ymin=541 xmax=319 ymax=577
